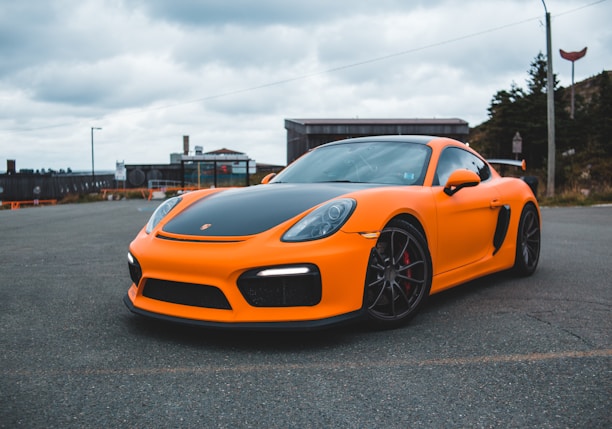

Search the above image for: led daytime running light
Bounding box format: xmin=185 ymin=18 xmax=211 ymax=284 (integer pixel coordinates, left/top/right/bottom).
xmin=257 ymin=267 xmax=311 ymax=277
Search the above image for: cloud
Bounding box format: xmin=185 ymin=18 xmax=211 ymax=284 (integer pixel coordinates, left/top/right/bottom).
xmin=128 ymin=0 xmax=436 ymax=26
xmin=0 ymin=0 xmax=610 ymax=172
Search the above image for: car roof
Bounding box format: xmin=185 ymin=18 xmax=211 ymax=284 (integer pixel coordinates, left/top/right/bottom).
xmin=322 ymin=135 xmax=460 ymax=147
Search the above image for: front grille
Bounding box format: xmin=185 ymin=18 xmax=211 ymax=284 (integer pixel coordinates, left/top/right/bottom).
xmin=142 ymin=279 xmax=232 ymax=310
xmin=237 ymin=266 xmax=322 ymax=307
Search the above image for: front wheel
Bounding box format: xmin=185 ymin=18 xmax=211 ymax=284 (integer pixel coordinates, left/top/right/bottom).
xmin=513 ymin=203 xmax=541 ymax=276
xmin=364 ymin=219 xmax=432 ymax=328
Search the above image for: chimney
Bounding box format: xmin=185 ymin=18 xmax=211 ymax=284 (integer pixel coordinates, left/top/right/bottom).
xmin=7 ymin=159 xmax=16 ymax=174
xmin=183 ymin=135 xmax=189 ymax=155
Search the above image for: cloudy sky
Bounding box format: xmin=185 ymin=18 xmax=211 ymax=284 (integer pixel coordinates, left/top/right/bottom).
xmin=1 ymin=0 xmax=610 ymax=172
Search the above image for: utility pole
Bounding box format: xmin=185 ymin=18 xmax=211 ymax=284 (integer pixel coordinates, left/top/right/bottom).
xmin=542 ymin=0 xmax=556 ymax=197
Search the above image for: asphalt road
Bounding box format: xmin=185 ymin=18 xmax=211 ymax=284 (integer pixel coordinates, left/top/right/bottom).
xmin=1 ymin=200 xmax=610 ymax=428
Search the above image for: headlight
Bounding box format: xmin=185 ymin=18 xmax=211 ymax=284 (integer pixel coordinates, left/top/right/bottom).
xmin=282 ymin=198 xmax=355 ymax=242
xmin=145 ymin=196 xmax=182 ymax=234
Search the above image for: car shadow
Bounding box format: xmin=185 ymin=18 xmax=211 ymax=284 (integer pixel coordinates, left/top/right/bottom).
xmin=120 ymin=311 xmax=372 ymax=351
xmin=421 ymin=270 xmax=516 ymax=315
xmin=121 ymin=270 xmax=517 ymax=351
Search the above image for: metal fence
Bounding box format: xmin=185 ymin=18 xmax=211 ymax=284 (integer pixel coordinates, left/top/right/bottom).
xmin=0 ymin=173 xmax=114 ymax=201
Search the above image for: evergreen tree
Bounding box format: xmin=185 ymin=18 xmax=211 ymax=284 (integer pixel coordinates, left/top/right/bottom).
xmin=592 ymin=71 xmax=612 ymax=156
xmin=470 ymin=55 xmax=611 ymax=193
xmin=478 ymin=83 xmax=526 ymax=159
xmin=526 ymin=52 xmax=548 ymax=95
xmin=522 ymin=52 xmax=565 ymax=170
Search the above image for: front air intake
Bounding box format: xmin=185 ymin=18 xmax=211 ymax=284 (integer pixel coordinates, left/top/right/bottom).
xmin=237 ymin=265 xmax=322 ymax=307
xmin=142 ymin=279 xmax=232 ymax=310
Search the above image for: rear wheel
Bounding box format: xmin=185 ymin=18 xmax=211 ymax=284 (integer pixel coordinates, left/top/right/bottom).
xmin=513 ymin=203 xmax=540 ymax=276
xmin=364 ymin=219 xmax=432 ymax=328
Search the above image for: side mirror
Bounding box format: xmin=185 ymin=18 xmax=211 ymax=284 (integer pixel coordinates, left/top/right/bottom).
xmin=443 ymin=169 xmax=481 ymax=196
xmin=261 ymin=173 xmax=276 ymax=184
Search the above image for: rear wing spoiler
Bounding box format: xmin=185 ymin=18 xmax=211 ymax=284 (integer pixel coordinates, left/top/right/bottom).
xmin=487 ymin=159 xmax=526 ymax=171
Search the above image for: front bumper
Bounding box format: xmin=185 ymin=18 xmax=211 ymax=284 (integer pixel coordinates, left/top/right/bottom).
xmin=124 ymin=228 xmax=375 ymax=327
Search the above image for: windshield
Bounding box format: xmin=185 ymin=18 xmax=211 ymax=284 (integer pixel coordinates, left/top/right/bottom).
xmin=271 ymin=141 xmax=431 ymax=185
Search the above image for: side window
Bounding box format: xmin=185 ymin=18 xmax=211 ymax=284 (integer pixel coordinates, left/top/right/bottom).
xmin=434 ymin=147 xmax=491 ymax=186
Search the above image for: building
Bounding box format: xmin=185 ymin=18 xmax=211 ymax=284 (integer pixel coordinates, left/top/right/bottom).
xmin=285 ymin=118 xmax=469 ymax=164
xmin=178 ymin=147 xmax=256 ymax=188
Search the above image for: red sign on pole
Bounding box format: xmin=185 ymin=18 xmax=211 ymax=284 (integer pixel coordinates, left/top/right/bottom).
xmin=559 ymin=47 xmax=587 ymax=119
xmin=559 ymin=47 xmax=587 ymax=62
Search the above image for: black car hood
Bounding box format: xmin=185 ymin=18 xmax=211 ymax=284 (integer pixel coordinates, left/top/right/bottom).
xmin=162 ymin=183 xmax=375 ymax=237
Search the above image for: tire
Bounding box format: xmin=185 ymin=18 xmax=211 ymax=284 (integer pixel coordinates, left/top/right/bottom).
xmin=513 ymin=203 xmax=541 ymax=276
xmin=364 ymin=219 xmax=432 ymax=328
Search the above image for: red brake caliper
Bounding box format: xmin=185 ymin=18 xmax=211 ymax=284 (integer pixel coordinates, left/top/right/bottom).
xmin=402 ymin=251 xmax=412 ymax=294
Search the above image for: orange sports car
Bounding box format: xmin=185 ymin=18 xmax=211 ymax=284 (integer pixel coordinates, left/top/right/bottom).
xmin=124 ymin=135 xmax=540 ymax=329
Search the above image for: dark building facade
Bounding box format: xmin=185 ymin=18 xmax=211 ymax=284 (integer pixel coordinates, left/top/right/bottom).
xmin=124 ymin=164 xmax=182 ymax=188
xmin=285 ymin=118 xmax=469 ymax=164
xmin=0 ymin=171 xmax=114 ymax=202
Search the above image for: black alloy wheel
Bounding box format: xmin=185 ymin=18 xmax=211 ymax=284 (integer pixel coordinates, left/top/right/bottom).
xmin=513 ymin=203 xmax=541 ymax=276
xmin=364 ymin=219 xmax=432 ymax=327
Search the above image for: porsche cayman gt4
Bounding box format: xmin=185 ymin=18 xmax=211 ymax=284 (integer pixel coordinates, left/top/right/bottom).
xmin=124 ymin=135 xmax=540 ymax=329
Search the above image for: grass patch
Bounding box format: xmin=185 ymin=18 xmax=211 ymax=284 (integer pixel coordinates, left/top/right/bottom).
xmin=538 ymin=187 xmax=612 ymax=206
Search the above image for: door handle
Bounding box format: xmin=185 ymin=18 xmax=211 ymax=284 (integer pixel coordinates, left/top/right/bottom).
xmin=490 ymin=199 xmax=503 ymax=209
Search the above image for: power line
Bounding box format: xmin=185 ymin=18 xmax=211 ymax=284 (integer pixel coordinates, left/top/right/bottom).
xmin=113 ymin=0 xmax=610 ymax=113
xmin=3 ymin=0 xmax=607 ymax=134
xmin=134 ymin=16 xmax=544 ymax=111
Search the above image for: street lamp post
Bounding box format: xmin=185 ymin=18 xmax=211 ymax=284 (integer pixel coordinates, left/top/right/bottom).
xmin=542 ymin=0 xmax=556 ymax=198
xmin=91 ymin=127 xmax=102 ymax=188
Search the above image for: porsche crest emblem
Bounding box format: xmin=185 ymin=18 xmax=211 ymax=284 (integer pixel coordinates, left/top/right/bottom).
xmin=200 ymin=223 xmax=212 ymax=231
